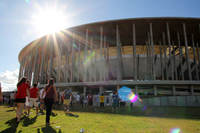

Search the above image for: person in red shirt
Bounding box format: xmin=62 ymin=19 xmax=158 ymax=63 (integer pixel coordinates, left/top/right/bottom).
xmin=88 ymin=93 xmax=93 ymax=106
xmin=44 ymin=78 xmax=58 ymax=125
xmin=28 ymin=83 xmax=39 ymax=116
xmin=15 ymin=77 xmax=30 ymax=123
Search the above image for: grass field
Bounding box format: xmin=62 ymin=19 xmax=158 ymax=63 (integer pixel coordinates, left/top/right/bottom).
xmin=0 ymin=105 xmax=200 ymax=133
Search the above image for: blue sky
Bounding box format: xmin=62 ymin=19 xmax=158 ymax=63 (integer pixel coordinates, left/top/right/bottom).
xmin=0 ymin=0 xmax=200 ymax=91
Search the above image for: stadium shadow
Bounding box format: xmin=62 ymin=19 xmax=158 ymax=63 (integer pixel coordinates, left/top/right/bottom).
xmin=64 ymin=105 xmax=200 ymax=120
xmin=1 ymin=118 xmax=18 ymax=133
xmin=41 ymin=125 xmax=57 ymax=133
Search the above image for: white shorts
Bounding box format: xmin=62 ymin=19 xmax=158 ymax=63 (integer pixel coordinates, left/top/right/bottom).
xmin=25 ymin=97 xmax=30 ymax=107
xmin=29 ymin=98 xmax=39 ymax=107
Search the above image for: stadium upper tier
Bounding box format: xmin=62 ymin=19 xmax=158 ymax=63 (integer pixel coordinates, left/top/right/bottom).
xmin=18 ymin=17 xmax=200 ymax=85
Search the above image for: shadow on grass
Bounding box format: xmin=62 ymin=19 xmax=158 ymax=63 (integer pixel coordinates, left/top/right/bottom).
xmin=65 ymin=112 xmax=79 ymax=118
xmin=41 ymin=125 xmax=57 ymax=133
xmin=22 ymin=116 xmax=37 ymax=127
xmin=51 ymin=112 xmax=57 ymax=117
xmin=68 ymin=105 xmax=200 ymax=120
xmin=6 ymin=109 xmax=15 ymax=112
xmin=1 ymin=118 xmax=18 ymax=133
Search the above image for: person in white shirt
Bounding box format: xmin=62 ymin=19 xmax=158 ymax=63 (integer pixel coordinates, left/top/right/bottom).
xmin=39 ymin=88 xmax=45 ymax=114
xmin=76 ymin=94 xmax=80 ymax=104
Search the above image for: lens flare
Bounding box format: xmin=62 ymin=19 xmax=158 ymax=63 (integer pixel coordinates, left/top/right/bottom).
xmin=31 ymin=4 xmax=71 ymax=36
xmin=170 ymin=128 xmax=181 ymax=133
xmin=118 ymin=86 xmax=143 ymax=103
xmin=83 ymin=51 xmax=95 ymax=65
xmin=128 ymin=93 xmax=138 ymax=103
xmin=118 ymin=86 xmax=132 ymax=102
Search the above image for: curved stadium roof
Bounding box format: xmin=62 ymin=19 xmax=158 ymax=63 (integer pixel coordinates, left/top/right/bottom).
xmin=19 ymin=17 xmax=200 ymax=62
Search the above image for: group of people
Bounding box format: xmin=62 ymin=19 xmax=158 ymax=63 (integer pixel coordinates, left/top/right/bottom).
xmin=15 ymin=77 xmax=57 ymax=125
xmin=0 ymin=78 xmax=121 ymax=126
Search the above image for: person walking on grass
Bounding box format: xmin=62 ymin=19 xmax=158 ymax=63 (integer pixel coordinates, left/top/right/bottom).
xmin=24 ymin=80 xmax=30 ymax=116
xmin=28 ymin=83 xmax=39 ymax=116
xmin=15 ymin=77 xmax=30 ymax=123
xmin=39 ymin=87 xmax=45 ymax=114
xmin=43 ymin=78 xmax=58 ymax=126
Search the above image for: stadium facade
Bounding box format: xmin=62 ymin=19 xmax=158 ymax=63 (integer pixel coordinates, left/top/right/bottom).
xmin=18 ymin=17 xmax=200 ymax=97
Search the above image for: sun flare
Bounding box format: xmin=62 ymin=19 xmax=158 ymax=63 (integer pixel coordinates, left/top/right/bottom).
xmin=31 ymin=6 xmax=69 ymax=35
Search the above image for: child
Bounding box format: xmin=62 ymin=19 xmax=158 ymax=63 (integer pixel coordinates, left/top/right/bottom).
xmin=100 ymin=94 xmax=104 ymax=108
xmin=63 ymin=91 xmax=71 ymax=112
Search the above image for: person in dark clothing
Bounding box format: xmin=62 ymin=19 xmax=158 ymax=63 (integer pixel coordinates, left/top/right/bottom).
xmin=112 ymin=91 xmax=119 ymax=112
xmin=70 ymin=93 xmax=73 ymax=107
xmin=88 ymin=94 xmax=93 ymax=106
xmin=80 ymin=94 xmax=84 ymax=108
xmin=43 ymin=78 xmax=58 ymax=126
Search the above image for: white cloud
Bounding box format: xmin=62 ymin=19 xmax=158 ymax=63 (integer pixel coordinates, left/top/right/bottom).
xmin=0 ymin=69 xmax=19 ymax=92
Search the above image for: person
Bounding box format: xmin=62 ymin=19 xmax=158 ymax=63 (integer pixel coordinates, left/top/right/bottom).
xmin=59 ymin=91 xmax=63 ymax=104
xmin=63 ymin=91 xmax=71 ymax=112
xmin=24 ymin=80 xmax=30 ymax=116
xmin=76 ymin=93 xmax=80 ymax=104
xmin=0 ymin=82 xmax=2 ymax=103
xmin=28 ymin=83 xmax=39 ymax=116
xmin=99 ymin=94 xmax=104 ymax=108
xmin=80 ymin=94 xmax=84 ymax=108
xmin=39 ymin=87 xmax=45 ymax=114
xmin=88 ymin=93 xmax=93 ymax=106
xmin=93 ymin=94 xmax=99 ymax=107
xmin=70 ymin=93 xmax=73 ymax=107
xmin=112 ymin=91 xmax=119 ymax=112
xmin=83 ymin=95 xmax=88 ymax=108
xmin=43 ymin=78 xmax=58 ymax=125
xmin=15 ymin=77 xmax=30 ymax=123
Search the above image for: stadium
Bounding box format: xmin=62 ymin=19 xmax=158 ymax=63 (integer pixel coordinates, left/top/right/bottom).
xmin=18 ymin=17 xmax=200 ymax=106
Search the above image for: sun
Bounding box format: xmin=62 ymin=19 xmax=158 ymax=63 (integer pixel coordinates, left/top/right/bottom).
xmin=31 ymin=6 xmax=69 ymax=35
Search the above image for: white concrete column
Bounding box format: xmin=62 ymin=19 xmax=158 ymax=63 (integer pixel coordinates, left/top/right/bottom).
xmin=172 ymin=85 xmax=176 ymax=96
xmin=135 ymin=85 xmax=138 ymax=94
xmin=183 ymin=23 xmax=192 ymax=80
xmin=83 ymin=87 xmax=87 ymax=96
xmin=99 ymin=86 xmax=104 ymax=95
xmin=153 ymin=85 xmax=157 ymax=96
xmin=190 ymin=85 xmax=194 ymax=95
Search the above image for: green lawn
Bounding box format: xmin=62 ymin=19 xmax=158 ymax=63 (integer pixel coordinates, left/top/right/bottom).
xmin=0 ymin=105 xmax=200 ymax=133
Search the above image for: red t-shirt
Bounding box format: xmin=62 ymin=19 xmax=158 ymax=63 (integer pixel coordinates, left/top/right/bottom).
xmin=16 ymin=83 xmax=28 ymax=99
xmin=30 ymin=87 xmax=39 ymax=98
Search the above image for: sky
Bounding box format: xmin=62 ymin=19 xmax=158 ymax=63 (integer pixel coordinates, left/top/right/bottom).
xmin=0 ymin=0 xmax=200 ymax=91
